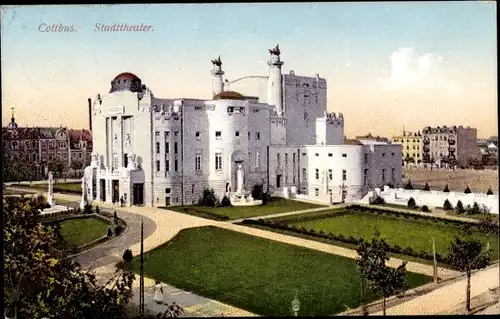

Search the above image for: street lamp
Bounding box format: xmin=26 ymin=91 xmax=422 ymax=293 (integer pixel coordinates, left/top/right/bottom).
xmin=291 ymin=294 xmax=300 ymax=316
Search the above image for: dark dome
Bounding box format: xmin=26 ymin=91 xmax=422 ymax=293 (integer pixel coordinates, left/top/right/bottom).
xmin=110 ymin=72 xmax=143 ymax=93
xmin=213 ymin=91 xmax=246 ymax=100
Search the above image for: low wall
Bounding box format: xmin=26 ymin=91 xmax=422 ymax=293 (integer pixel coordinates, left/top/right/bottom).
xmin=374 ymin=186 xmax=499 ymax=214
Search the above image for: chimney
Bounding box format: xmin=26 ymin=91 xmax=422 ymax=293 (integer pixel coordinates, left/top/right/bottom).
xmin=88 ymin=98 xmax=92 ymax=132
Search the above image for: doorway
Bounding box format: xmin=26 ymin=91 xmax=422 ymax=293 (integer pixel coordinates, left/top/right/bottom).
xmin=112 ymin=180 xmax=119 ymax=203
xmin=100 ymin=179 xmax=106 ymax=201
xmin=276 ymin=175 xmax=282 ymax=189
xmin=133 ymin=183 xmax=144 ymax=205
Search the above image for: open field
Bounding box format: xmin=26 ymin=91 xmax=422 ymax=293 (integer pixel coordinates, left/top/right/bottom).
xmin=129 ymin=226 xmax=432 ymax=316
xmin=403 ymin=168 xmax=498 ymax=194
xmin=288 ymin=209 xmax=499 ymax=259
xmin=57 ymin=217 xmax=109 ymax=248
xmin=165 ymin=197 xmax=326 ymax=220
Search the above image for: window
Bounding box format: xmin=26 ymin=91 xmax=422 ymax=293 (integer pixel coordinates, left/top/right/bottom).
xmin=315 ymin=188 xmax=319 ymax=196
xmin=235 ymin=131 xmax=240 ymax=138
xmin=391 ymin=168 xmax=395 ymax=181
xmin=328 ymin=169 xmax=333 ymax=180
xmin=156 ymin=160 xmax=160 ymax=172
xmin=195 ymin=131 xmax=201 ymax=139
xmin=195 ymin=153 xmax=201 ymax=171
xmin=342 ymin=170 xmax=347 ymax=181
xmin=302 ymin=152 xmax=307 ymax=156
xmin=302 ymin=168 xmax=307 ymax=181
xmin=165 ymin=160 xmax=170 ymax=173
xmin=364 ymin=169 xmax=368 ymax=186
xmin=165 ymin=131 xmax=170 ymax=138
xmin=255 ymin=132 xmax=260 ymax=140
xmin=174 ymin=142 xmax=178 ymax=154
xmin=382 ymin=153 xmax=385 ymax=157
xmin=192 ymin=184 xmax=195 ymax=194
xmin=382 ymin=169 xmax=386 ymax=182
xmin=174 ymin=131 xmax=179 ymax=136
xmin=315 ymin=153 xmax=319 ymax=157
xmin=391 ymin=152 xmax=395 ymax=156
xmin=165 ymin=142 xmax=170 ymax=153
xmin=256 ymin=151 xmax=260 ymax=168
xmin=215 ymin=131 xmax=222 ymax=140
xmin=364 ymin=153 xmax=368 ymax=163
xmin=328 ymin=153 xmax=333 ymax=157
xmin=155 ymin=131 xmax=160 ymax=137
xmin=165 ymin=188 xmax=171 ymax=194
xmin=342 ymin=153 xmax=347 ymax=157
xmin=215 ymin=153 xmax=223 ymax=170
xmin=124 ymin=153 xmax=129 ymax=168
xmin=315 ymin=169 xmax=319 ymax=180
xmin=174 ymin=159 xmax=178 ymax=171
xmin=156 ymin=142 xmax=160 ymax=154
xmin=248 ymin=132 xmax=251 ymax=139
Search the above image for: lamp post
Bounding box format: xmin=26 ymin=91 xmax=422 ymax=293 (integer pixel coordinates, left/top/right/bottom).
xmin=291 ymin=294 xmax=300 ymax=316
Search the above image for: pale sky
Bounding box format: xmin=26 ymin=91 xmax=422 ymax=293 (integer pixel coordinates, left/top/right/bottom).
xmin=1 ymin=2 xmax=497 ymax=138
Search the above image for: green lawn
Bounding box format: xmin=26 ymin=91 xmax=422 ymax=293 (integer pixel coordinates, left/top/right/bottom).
xmin=58 ymin=217 xmax=109 ymax=248
xmin=165 ymin=197 xmax=326 ymax=220
xmin=289 ymin=210 xmax=499 ymax=259
xmin=14 ymin=182 xmax=81 ymax=192
xmin=129 ymin=226 xmax=432 ymax=316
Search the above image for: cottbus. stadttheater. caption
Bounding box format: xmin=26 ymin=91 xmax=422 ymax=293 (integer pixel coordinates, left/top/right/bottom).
xmin=38 ymin=23 xmax=154 ymax=32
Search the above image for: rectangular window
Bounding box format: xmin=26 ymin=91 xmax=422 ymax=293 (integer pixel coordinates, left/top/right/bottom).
xmin=364 ymin=169 xmax=368 ymax=186
xmin=302 ymin=168 xmax=307 ymax=182
xmin=156 ymin=142 xmax=160 ymax=154
xmin=174 ymin=159 xmax=178 ymax=171
xmin=342 ymin=170 xmax=347 ymax=181
xmin=165 ymin=131 xmax=170 ymax=138
xmin=192 ymin=184 xmax=195 ymax=194
xmin=195 ymin=131 xmax=201 ymax=140
xmin=364 ymin=153 xmax=368 ymax=163
xmin=195 ymin=153 xmax=201 ymax=171
xmin=255 ymin=132 xmax=260 ymax=140
xmin=165 ymin=142 xmax=170 ymax=154
xmin=391 ymin=152 xmax=395 ymax=156
xmin=165 ymin=160 xmax=170 ymax=173
xmin=165 ymin=188 xmax=171 ymax=194
xmin=155 ymin=131 xmax=160 ymax=137
xmin=328 ymin=153 xmax=333 ymax=157
xmin=342 ymin=153 xmax=347 ymax=158
xmin=328 ymin=169 xmax=333 ymax=180
xmin=391 ymin=168 xmax=395 ymax=181
xmin=315 ymin=188 xmax=319 ymax=196
xmin=235 ymin=131 xmax=240 ymax=138
xmin=124 ymin=153 xmax=129 ymax=168
xmin=215 ymin=131 xmax=222 ymax=140
xmin=315 ymin=169 xmax=319 ymax=180
xmin=382 ymin=169 xmax=386 ymax=182
xmin=174 ymin=142 xmax=178 ymax=154
xmin=156 ymin=160 xmax=160 ymax=172
xmin=248 ymin=131 xmax=251 ymax=139
xmin=215 ymin=153 xmax=223 ymax=170
xmin=382 ymin=153 xmax=386 ymax=157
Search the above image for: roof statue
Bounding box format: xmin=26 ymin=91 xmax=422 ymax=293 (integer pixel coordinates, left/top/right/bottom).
xmin=211 ymin=56 xmax=222 ymax=67
xmin=268 ymin=44 xmax=280 ymax=56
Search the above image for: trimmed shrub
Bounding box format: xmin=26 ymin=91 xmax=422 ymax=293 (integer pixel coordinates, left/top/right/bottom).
xmin=393 ymin=245 xmax=402 ymax=253
xmin=200 ymin=187 xmax=218 ymax=207
xmin=122 ymin=248 xmax=133 ymax=263
xmin=486 ymin=187 xmax=494 ymax=195
xmin=107 ymin=227 xmax=113 ymax=237
xmin=95 ymin=206 xmax=100 ymax=214
xmin=421 ymin=205 xmax=429 ymax=212
xmin=370 ymin=196 xmax=385 ymax=205
xmin=455 ymin=200 xmax=465 ymax=214
xmin=405 ymin=180 xmax=414 ymax=190
xmin=220 ymin=195 xmax=231 ymax=207
xmin=464 ymin=185 xmax=472 ymax=194
xmin=443 ymin=184 xmax=450 ymax=192
xmin=470 ymin=202 xmax=481 ymax=215
xmin=251 ymin=184 xmax=265 ymax=200
xmin=115 ymin=224 xmax=125 ymax=236
xmin=423 ymin=183 xmax=430 ymax=191
xmin=347 ymin=236 xmax=356 ymax=244
xmin=407 ymin=197 xmax=416 ymax=208
xmin=84 ymin=204 xmax=92 ymax=214
xmin=443 ymin=199 xmax=453 ymax=211
xmin=338 ymin=234 xmax=345 ymax=241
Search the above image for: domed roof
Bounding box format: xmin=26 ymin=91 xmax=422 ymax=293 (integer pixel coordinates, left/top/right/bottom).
xmin=213 ymin=91 xmax=246 ymax=100
xmin=110 ymin=72 xmax=143 ymax=93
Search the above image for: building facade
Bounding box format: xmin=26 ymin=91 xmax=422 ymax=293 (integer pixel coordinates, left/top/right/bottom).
xmin=421 ymin=125 xmax=480 ymax=167
xmin=391 ymin=131 xmax=422 ymax=164
xmin=82 ymin=46 xmax=402 ymax=207
xmin=2 ymin=112 xmax=93 ymax=178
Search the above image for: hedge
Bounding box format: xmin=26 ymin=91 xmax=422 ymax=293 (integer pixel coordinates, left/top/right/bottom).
xmin=181 ymin=207 xmax=230 ymax=221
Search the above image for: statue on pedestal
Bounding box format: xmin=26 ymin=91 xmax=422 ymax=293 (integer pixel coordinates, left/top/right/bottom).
xmin=80 ymin=177 xmax=87 ymax=210
xmin=236 ymin=163 xmax=245 ymax=194
xmin=47 ymin=172 xmax=55 ymax=206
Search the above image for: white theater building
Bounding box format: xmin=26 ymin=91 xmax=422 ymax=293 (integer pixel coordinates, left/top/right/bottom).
xmin=82 ymin=45 xmax=402 ymax=207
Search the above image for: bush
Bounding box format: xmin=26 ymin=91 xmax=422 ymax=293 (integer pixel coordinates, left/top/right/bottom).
xmin=421 ymin=205 xmax=429 ymax=212
xmin=370 ymin=196 xmax=385 ymax=205
xmin=122 ymin=248 xmax=133 ymax=263
xmin=251 ymin=184 xmax=265 ymax=200
xmin=486 ymin=187 xmax=494 ymax=195
xmin=107 ymin=227 xmax=113 ymax=237
xmin=443 ymin=199 xmax=453 ymax=211
xmin=455 ymin=200 xmax=465 ymax=214
xmin=393 ymin=244 xmax=402 ymax=253
xmin=84 ymin=203 xmax=92 ymax=214
xmin=115 ymin=224 xmax=125 ymax=236
xmin=220 ymin=195 xmax=231 ymax=207
xmin=407 ymin=197 xmax=416 ymax=208
xmin=423 ymin=183 xmax=430 ymax=191
xmin=405 ymin=180 xmax=414 ymax=190
xmin=95 ymin=206 xmax=100 ymax=214
xmin=470 ymin=202 xmax=480 ymax=215
xmin=464 ymin=185 xmax=472 ymax=194
xmin=200 ymin=187 xmax=218 ymax=207
xmin=443 ymin=184 xmax=450 ymax=193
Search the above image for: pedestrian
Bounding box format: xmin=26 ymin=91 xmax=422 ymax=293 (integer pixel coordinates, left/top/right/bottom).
xmin=153 ymin=280 xmax=164 ymax=304
xmin=120 ymin=196 xmax=124 ymax=207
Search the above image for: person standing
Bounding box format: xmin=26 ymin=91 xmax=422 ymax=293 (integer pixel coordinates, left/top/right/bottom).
xmin=153 ymin=281 xmax=164 ymax=304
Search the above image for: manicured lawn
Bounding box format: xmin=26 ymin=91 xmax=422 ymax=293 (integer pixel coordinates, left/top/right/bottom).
xmin=58 ymin=217 xmax=109 ymax=248
xmin=445 ymin=211 xmax=499 ymax=221
xmin=166 ymin=197 xmax=326 ymax=220
xmin=129 ymin=226 xmax=432 ymax=316
xmin=14 ymin=182 xmax=82 ymax=192
xmin=378 ymin=203 xmax=426 ymax=212
xmin=289 ymin=210 xmax=499 ymax=259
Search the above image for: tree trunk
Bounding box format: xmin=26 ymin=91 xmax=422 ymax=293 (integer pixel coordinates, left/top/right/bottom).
xmin=383 ymin=296 xmax=386 ymax=316
xmin=466 ymin=271 xmax=471 ymax=313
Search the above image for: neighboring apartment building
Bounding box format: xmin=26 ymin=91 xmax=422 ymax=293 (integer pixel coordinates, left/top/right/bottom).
xmin=421 ymin=125 xmax=480 ymax=167
xmin=355 ymin=133 xmax=390 ymax=144
xmin=391 ymin=131 xmax=422 ymax=164
xmin=2 ymin=113 xmax=93 ymax=176
xmin=81 ymin=46 xmax=402 ymax=207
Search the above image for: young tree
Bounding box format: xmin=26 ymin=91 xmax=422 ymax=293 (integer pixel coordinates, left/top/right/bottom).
xmin=404 ymin=180 xmax=414 ymax=190
xmin=464 ymin=185 xmax=472 ymax=194
xmin=486 ymin=187 xmax=494 ymax=195
xmin=443 ymin=199 xmax=453 ymax=211
xmin=356 ymin=231 xmax=408 ymax=316
xmin=447 ymin=232 xmax=492 ymax=313
xmin=455 ymin=200 xmax=465 ymax=214
xmin=443 ymin=184 xmax=450 ymax=192
xmin=470 ymin=202 xmax=480 ymax=215
xmin=407 ymin=197 xmax=416 ymax=208
xmin=423 ymin=183 xmax=430 ymax=191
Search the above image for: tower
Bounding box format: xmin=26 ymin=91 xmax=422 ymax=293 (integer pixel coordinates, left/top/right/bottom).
xmin=267 ymin=44 xmax=284 ymax=116
xmin=210 ymin=56 xmax=225 ymax=97
xmin=7 ymin=107 xmax=18 ymax=130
